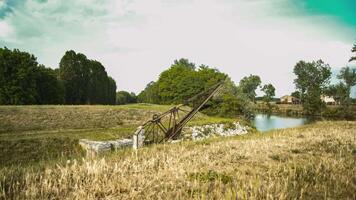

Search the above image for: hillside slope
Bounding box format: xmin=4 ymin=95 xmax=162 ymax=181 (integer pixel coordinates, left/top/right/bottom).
xmin=0 ymin=104 xmax=235 ymax=166
xmin=1 ymin=121 xmax=355 ymax=199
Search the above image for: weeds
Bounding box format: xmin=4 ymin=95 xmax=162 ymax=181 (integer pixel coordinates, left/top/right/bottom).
xmin=0 ymin=121 xmax=354 ymax=199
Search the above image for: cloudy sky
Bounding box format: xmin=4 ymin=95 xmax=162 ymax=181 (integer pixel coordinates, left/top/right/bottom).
xmin=0 ymin=0 xmax=355 ymax=97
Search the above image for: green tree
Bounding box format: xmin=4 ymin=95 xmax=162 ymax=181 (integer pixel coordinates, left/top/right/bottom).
xmin=116 ymin=91 xmax=137 ymax=105
xmin=237 ymin=75 xmax=261 ymax=102
xmin=261 ymin=83 xmax=275 ymax=112
xmin=87 ymin=60 xmax=109 ymax=104
xmin=0 ymin=47 xmax=39 ymax=104
xmin=349 ymin=44 xmax=356 ymax=62
xmin=291 ymin=91 xmax=301 ymax=99
xmin=335 ymin=66 xmax=356 ymax=117
xmin=35 ymin=65 xmax=64 ymax=104
xmin=59 ymin=50 xmax=116 ymax=105
xmin=138 ymin=81 xmax=160 ymax=103
xmin=293 ymin=60 xmax=331 ymax=115
xmin=106 ymin=77 xmax=117 ymax=105
xmin=140 ymin=58 xmax=227 ymax=105
xmin=138 ymin=58 xmax=244 ymax=117
xmin=325 ymin=83 xmax=348 ymax=105
xmin=59 ymin=50 xmax=90 ymax=104
xmin=157 ymin=58 xmax=197 ymax=104
xmin=337 ymin=67 xmax=356 ymax=97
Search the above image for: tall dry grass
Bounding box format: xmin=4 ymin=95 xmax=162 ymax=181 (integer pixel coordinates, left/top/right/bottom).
xmin=1 ymin=121 xmax=355 ymax=199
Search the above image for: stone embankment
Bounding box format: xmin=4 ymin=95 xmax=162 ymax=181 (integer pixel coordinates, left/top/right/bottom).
xmin=188 ymin=122 xmax=248 ymax=140
xmin=79 ymin=139 xmax=132 ymax=156
xmin=80 ymin=122 xmax=250 ymax=154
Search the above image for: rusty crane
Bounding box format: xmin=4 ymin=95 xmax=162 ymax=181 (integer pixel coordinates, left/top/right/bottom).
xmin=133 ymin=81 xmax=225 ymax=148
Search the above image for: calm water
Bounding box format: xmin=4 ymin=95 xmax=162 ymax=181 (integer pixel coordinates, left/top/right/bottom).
xmin=252 ymin=114 xmax=311 ymax=132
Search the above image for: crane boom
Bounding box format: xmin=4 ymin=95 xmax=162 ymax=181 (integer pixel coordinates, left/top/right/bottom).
xmin=133 ymin=80 xmax=225 ymax=147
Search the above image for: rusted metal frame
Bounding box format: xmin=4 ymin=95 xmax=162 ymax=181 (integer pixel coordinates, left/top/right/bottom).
xmin=141 ymin=81 xmax=225 ymax=144
xmin=168 ymin=113 xmax=172 ymax=130
xmin=178 ymin=108 xmax=190 ymax=113
xmin=152 ymin=123 xmax=156 ymax=143
xmin=142 ymin=110 xmax=171 ymax=126
xmin=165 ymin=83 xmax=223 ymax=141
xmin=157 ymin=121 xmax=167 ymax=133
xmin=144 ymin=123 xmax=154 ymax=143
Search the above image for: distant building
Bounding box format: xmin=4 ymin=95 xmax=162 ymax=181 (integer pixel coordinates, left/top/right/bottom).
xmin=321 ymin=95 xmax=338 ymax=105
xmin=280 ymin=95 xmax=300 ymax=104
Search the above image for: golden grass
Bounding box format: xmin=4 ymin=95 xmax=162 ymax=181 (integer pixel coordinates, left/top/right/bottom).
xmin=0 ymin=104 xmax=235 ymax=167
xmin=0 ymin=104 xmax=233 ymax=134
xmin=1 ymin=121 xmax=355 ymax=199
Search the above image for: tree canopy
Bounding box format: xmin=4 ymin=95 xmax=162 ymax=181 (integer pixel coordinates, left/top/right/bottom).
xmin=293 ymin=60 xmax=331 ymax=115
xmin=0 ymin=47 xmax=64 ymax=104
xmin=237 ymin=75 xmax=261 ymax=102
xmin=138 ymin=58 xmax=259 ymax=117
xmin=0 ymin=47 xmax=117 ymax=105
xmin=349 ymin=44 xmax=356 ymax=62
xmin=59 ymin=50 xmax=116 ymax=105
xmin=116 ymin=91 xmax=137 ymax=105
xmin=138 ymin=58 xmax=228 ymax=105
xmin=261 ymin=84 xmax=275 ymax=102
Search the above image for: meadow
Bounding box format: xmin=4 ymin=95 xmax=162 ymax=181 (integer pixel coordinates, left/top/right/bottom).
xmin=0 ymin=104 xmax=234 ymax=167
xmin=0 ymin=104 xmax=355 ymax=199
xmin=0 ymin=121 xmax=355 ymax=199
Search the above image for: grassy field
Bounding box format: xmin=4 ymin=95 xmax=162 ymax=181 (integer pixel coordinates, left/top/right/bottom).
xmin=0 ymin=104 xmax=235 ymax=167
xmin=0 ymin=121 xmax=355 ymax=199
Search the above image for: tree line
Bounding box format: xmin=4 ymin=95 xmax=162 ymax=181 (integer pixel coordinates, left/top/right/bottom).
xmin=137 ymin=44 xmax=356 ymax=118
xmin=1 ymin=44 xmax=355 ymax=118
xmin=0 ymin=47 xmax=116 ymax=105
xmin=290 ymin=43 xmax=356 ymax=118
xmin=292 ymin=60 xmax=355 ymax=118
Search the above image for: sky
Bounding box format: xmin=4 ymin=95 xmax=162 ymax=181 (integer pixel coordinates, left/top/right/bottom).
xmin=0 ymin=0 xmax=356 ymax=97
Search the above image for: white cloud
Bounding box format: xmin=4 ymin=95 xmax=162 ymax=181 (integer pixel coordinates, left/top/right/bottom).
xmin=0 ymin=0 xmax=354 ymax=96
xmin=0 ymin=21 xmax=12 ymax=38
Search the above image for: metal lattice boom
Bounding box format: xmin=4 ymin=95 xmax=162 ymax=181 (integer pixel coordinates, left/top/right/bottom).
xmin=135 ymin=81 xmax=225 ymax=145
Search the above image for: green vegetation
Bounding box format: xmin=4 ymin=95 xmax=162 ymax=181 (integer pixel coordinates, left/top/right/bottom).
xmin=254 ymin=102 xmax=356 ymax=118
xmin=0 ymin=104 xmax=235 ymax=167
xmin=293 ymin=59 xmax=332 ymax=115
xmin=1 ymin=121 xmax=355 ymax=199
xmin=137 ymin=58 xmax=275 ymax=118
xmin=138 ymin=59 xmax=229 ymax=104
xmin=0 ymin=48 xmax=116 ymax=105
xmin=59 ymin=50 xmax=116 ymax=105
xmin=334 ymin=67 xmax=355 ymax=117
xmin=261 ymin=83 xmax=276 ymax=112
xmin=236 ymin=74 xmax=261 ymax=102
xmin=116 ymin=91 xmax=137 ymax=105
xmin=290 ymin=46 xmax=356 ymax=118
xmin=350 ymin=43 xmax=356 ymax=62
xmin=0 ymin=47 xmax=64 ymax=104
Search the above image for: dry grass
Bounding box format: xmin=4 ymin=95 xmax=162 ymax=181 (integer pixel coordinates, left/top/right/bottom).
xmin=0 ymin=104 xmax=233 ymax=134
xmin=1 ymin=121 xmax=355 ymax=199
xmin=0 ymin=104 xmax=235 ymax=167
xmin=0 ymin=104 xmax=164 ymax=133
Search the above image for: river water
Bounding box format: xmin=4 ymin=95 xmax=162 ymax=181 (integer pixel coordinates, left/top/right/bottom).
xmin=251 ymin=114 xmax=311 ymax=132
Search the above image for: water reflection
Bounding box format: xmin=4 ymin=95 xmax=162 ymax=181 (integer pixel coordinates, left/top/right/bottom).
xmin=251 ymin=114 xmax=311 ymax=132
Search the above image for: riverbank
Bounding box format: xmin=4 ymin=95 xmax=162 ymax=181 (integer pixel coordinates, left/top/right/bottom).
xmin=1 ymin=121 xmax=355 ymax=199
xmin=254 ymin=103 xmax=356 ymax=119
